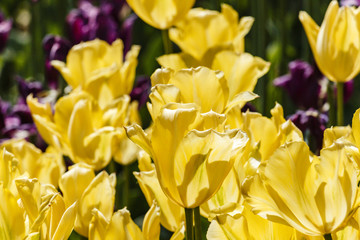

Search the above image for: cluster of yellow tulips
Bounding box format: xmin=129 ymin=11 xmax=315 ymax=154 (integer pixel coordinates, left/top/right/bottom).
xmin=2 ymin=0 xmax=360 ymax=239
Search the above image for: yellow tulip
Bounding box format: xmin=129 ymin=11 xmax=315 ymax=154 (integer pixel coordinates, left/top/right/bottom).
xmin=226 ymin=103 xmax=303 ymax=178
xmin=126 ymin=0 xmax=195 ymax=30
xmin=89 ymin=201 xmax=160 ymax=240
xmin=158 ymin=51 xmax=269 ymax=97
xmin=352 ymin=108 xmax=360 ymax=147
xmin=299 ymin=1 xmax=360 ymax=82
xmin=0 ymin=182 xmax=25 ymax=240
xmin=168 ymin=4 xmax=254 ymax=61
xmin=27 ymin=91 xmax=140 ymax=170
xmin=1 ymin=139 xmax=65 ymax=187
xmin=0 ymin=148 xmax=20 ymax=194
xmin=323 ymin=126 xmax=355 ymax=148
xmin=59 ymin=163 xmax=116 ymax=237
xmin=206 ymin=204 xmax=320 ymax=240
xmin=211 ymin=51 xmax=270 ymax=98
xmin=201 ymin=104 xmax=302 ymax=220
xmin=149 ymin=67 xmax=258 ymax=119
xmin=134 ymin=151 xmax=185 ymax=233
xmin=333 ymin=209 xmax=360 ymax=239
xmin=52 ymin=39 xmax=140 ymax=107
xmin=242 ymin=141 xmax=360 ymax=236
xmin=200 ymin=167 xmax=243 ymax=220
xmin=126 ymin=103 xmax=248 ymax=209
xmin=15 ymin=177 xmax=77 ymax=240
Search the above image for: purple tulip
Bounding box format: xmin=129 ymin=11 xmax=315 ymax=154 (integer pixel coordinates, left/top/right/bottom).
xmin=43 ymin=35 xmax=71 ymax=89
xmin=120 ymin=14 xmax=137 ymax=54
xmin=0 ymin=11 xmax=12 ymax=53
xmin=66 ymin=0 xmax=136 ymax=54
xmin=289 ymin=109 xmax=328 ymax=152
xmin=274 ymin=60 xmax=326 ymax=109
xmin=341 ymin=0 xmax=360 ymax=6
xmin=130 ymin=76 xmax=151 ymax=108
xmin=16 ymin=76 xmax=43 ymax=102
xmin=0 ymin=77 xmax=52 ymax=150
xmin=67 ymin=1 xmax=118 ymax=44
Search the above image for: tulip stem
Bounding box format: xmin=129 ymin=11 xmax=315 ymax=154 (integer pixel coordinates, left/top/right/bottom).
xmin=194 ymin=207 xmax=202 ymax=240
xmin=327 ymin=81 xmax=336 ymax=127
xmin=324 ymin=233 xmax=332 ymax=240
xmin=185 ymin=208 xmax=194 ymax=240
xmin=161 ymin=29 xmax=173 ymax=54
xmin=336 ymin=82 xmax=344 ymax=126
xmin=122 ymin=164 xmax=129 ymax=207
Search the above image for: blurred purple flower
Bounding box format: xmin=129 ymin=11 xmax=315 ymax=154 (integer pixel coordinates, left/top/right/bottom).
xmin=341 ymin=0 xmax=360 ymax=6
xmin=120 ymin=14 xmax=137 ymax=54
xmin=130 ymin=76 xmax=151 ymax=108
xmin=0 ymin=77 xmax=52 ymax=150
xmin=0 ymin=11 xmax=12 ymax=53
xmin=274 ymin=60 xmax=326 ymax=109
xmin=274 ymin=60 xmax=355 ymax=109
xmin=66 ymin=0 xmax=136 ymax=54
xmin=289 ymin=109 xmax=328 ymax=152
xmin=43 ymin=35 xmax=71 ymax=89
xmin=16 ymin=76 xmax=43 ymax=102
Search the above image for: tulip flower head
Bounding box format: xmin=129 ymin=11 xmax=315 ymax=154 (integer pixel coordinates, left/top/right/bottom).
xmin=126 ymin=103 xmax=248 ymax=209
xmin=59 ymin=163 xmax=116 ymax=237
xmin=43 ymin=35 xmax=71 ymax=89
xmin=89 ymin=201 xmax=161 ymax=240
xmin=126 ymin=0 xmax=195 ymax=29
xmin=242 ymin=141 xmax=360 ymax=236
xmin=167 ymin=4 xmax=254 ymax=62
xmin=134 ymin=151 xmax=185 ymax=233
xmin=51 ymin=39 xmax=140 ymax=107
xmin=273 ymin=60 xmax=327 ymax=109
xmin=299 ymin=1 xmax=360 ymax=82
xmin=27 ymin=91 xmax=140 ymax=170
xmin=149 ymin=67 xmax=259 ymax=119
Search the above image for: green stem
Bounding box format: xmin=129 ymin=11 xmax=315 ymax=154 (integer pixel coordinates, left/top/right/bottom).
xmin=185 ymin=208 xmax=194 ymax=240
xmin=194 ymin=207 xmax=202 ymax=240
xmin=327 ymin=81 xmax=335 ymax=127
xmin=324 ymin=233 xmax=332 ymax=240
xmin=122 ymin=165 xmax=129 ymax=207
xmin=336 ymin=82 xmax=344 ymax=126
xmin=161 ymin=29 xmax=173 ymax=54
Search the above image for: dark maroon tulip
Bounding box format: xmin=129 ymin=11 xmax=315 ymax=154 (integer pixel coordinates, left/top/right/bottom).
xmin=66 ymin=0 xmax=136 ymax=55
xmin=130 ymin=76 xmax=151 ymax=108
xmin=0 ymin=77 xmax=53 ymax=150
xmin=274 ymin=60 xmax=326 ymax=109
xmin=43 ymin=35 xmax=71 ymax=89
xmin=16 ymin=76 xmax=43 ymax=103
xmin=67 ymin=1 xmax=118 ymax=44
xmin=120 ymin=14 xmax=137 ymax=54
xmin=289 ymin=109 xmax=328 ymax=152
xmin=0 ymin=11 xmax=12 ymax=53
